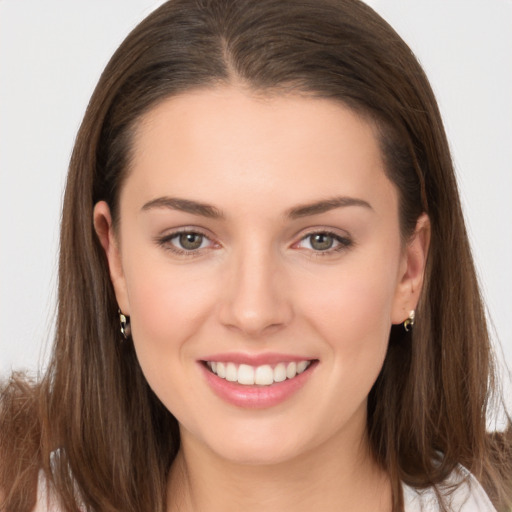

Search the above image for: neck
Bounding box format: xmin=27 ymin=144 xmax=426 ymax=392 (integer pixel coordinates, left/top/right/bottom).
xmin=166 ymin=426 xmax=392 ymax=512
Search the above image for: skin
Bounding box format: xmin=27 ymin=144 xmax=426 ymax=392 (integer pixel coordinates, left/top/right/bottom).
xmin=94 ymin=86 xmax=430 ymax=512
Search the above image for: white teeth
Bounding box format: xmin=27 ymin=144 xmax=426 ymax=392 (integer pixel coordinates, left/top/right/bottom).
xmin=226 ymin=362 xmax=237 ymax=382
xmin=297 ymin=361 xmax=309 ymax=374
xmin=286 ymin=362 xmax=297 ymax=379
xmin=238 ymin=364 xmax=255 ymax=385
xmin=216 ymin=362 xmax=226 ymax=378
xmin=274 ymin=363 xmax=287 ymax=383
xmin=207 ymin=360 xmax=312 ymax=386
xmin=254 ymin=365 xmax=274 ymax=386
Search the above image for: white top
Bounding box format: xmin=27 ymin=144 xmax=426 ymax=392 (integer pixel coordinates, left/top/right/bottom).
xmin=35 ymin=466 xmax=497 ymax=512
xmin=402 ymin=465 xmax=497 ymax=512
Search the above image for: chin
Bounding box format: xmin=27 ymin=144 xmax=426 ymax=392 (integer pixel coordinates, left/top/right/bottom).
xmin=196 ymin=421 xmax=318 ymax=467
xmin=215 ymin=441 xmax=304 ymax=466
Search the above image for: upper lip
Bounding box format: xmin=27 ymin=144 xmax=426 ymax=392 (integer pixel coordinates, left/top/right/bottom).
xmin=199 ymin=352 xmax=317 ymax=366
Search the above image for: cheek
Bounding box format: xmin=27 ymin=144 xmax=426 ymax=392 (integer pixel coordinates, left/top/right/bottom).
xmin=304 ymin=262 xmax=398 ymax=333
xmin=298 ymin=246 xmax=402 ymax=368
xmin=122 ymin=256 xmax=219 ymax=365
xmin=121 ymin=261 xmax=222 ymax=416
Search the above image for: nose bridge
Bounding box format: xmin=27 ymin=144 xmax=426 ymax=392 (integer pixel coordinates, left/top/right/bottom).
xmin=219 ymin=237 xmax=292 ymax=336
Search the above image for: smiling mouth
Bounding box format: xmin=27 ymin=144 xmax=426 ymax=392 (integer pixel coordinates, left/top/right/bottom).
xmin=203 ymin=360 xmax=314 ymax=386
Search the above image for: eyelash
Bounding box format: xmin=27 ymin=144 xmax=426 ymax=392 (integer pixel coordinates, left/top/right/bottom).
xmin=156 ymin=229 xmax=214 ymax=258
xmin=294 ymin=230 xmax=353 ymax=257
xmin=156 ymin=229 xmax=353 ymax=258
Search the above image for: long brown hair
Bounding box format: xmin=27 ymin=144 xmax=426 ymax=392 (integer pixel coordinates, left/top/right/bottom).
xmin=1 ymin=1 xmax=511 ymax=511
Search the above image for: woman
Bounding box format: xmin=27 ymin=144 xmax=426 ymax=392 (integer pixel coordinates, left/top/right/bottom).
xmin=1 ymin=0 xmax=511 ymax=511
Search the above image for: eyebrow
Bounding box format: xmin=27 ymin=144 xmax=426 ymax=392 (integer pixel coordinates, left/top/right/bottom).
xmin=141 ymin=195 xmax=372 ymax=219
xmin=141 ymin=196 xmax=224 ymax=218
xmin=285 ymin=196 xmax=373 ymax=219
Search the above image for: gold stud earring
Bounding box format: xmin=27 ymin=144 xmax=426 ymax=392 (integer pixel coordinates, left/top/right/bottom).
xmin=403 ymin=310 xmax=415 ymax=332
xmin=119 ymin=310 xmax=131 ymax=339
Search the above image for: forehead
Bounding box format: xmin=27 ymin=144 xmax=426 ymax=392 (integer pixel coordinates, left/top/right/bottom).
xmin=124 ymin=86 xmax=396 ymax=216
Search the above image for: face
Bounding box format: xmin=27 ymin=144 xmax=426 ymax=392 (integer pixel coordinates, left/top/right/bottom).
xmin=95 ymin=87 xmax=428 ymax=465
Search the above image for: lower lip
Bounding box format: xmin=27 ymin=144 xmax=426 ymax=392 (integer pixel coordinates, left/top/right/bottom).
xmin=200 ymin=361 xmax=317 ymax=409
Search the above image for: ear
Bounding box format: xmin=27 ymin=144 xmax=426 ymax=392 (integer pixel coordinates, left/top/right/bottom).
xmin=93 ymin=201 xmax=130 ymax=315
xmin=391 ymin=213 xmax=430 ymax=325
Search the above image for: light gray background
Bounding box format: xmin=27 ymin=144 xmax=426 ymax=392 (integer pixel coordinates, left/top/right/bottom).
xmin=1 ymin=1 xmax=511 ymax=414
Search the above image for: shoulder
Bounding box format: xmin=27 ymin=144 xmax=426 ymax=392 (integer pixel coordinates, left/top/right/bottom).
xmin=403 ymin=466 xmax=497 ymax=512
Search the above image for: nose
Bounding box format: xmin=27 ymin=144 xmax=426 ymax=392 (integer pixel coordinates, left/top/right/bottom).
xmin=218 ymin=243 xmax=293 ymax=338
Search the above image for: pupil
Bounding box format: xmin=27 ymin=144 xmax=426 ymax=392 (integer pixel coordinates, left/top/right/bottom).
xmin=311 ymin=233 xmax=333 ymax=250
xmin=180 ymin=233 xmax=203 ymax=250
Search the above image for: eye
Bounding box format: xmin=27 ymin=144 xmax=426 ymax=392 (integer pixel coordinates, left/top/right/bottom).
xmin=157 ymin=229 xmax=215 ymax=255
xmin=308 ymin=233 xmax=336 ymax=251
xmin=174 ymin=232 xmax=207 ymax=251
xmin=295 ymin=231 xmax=352 ymax=254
